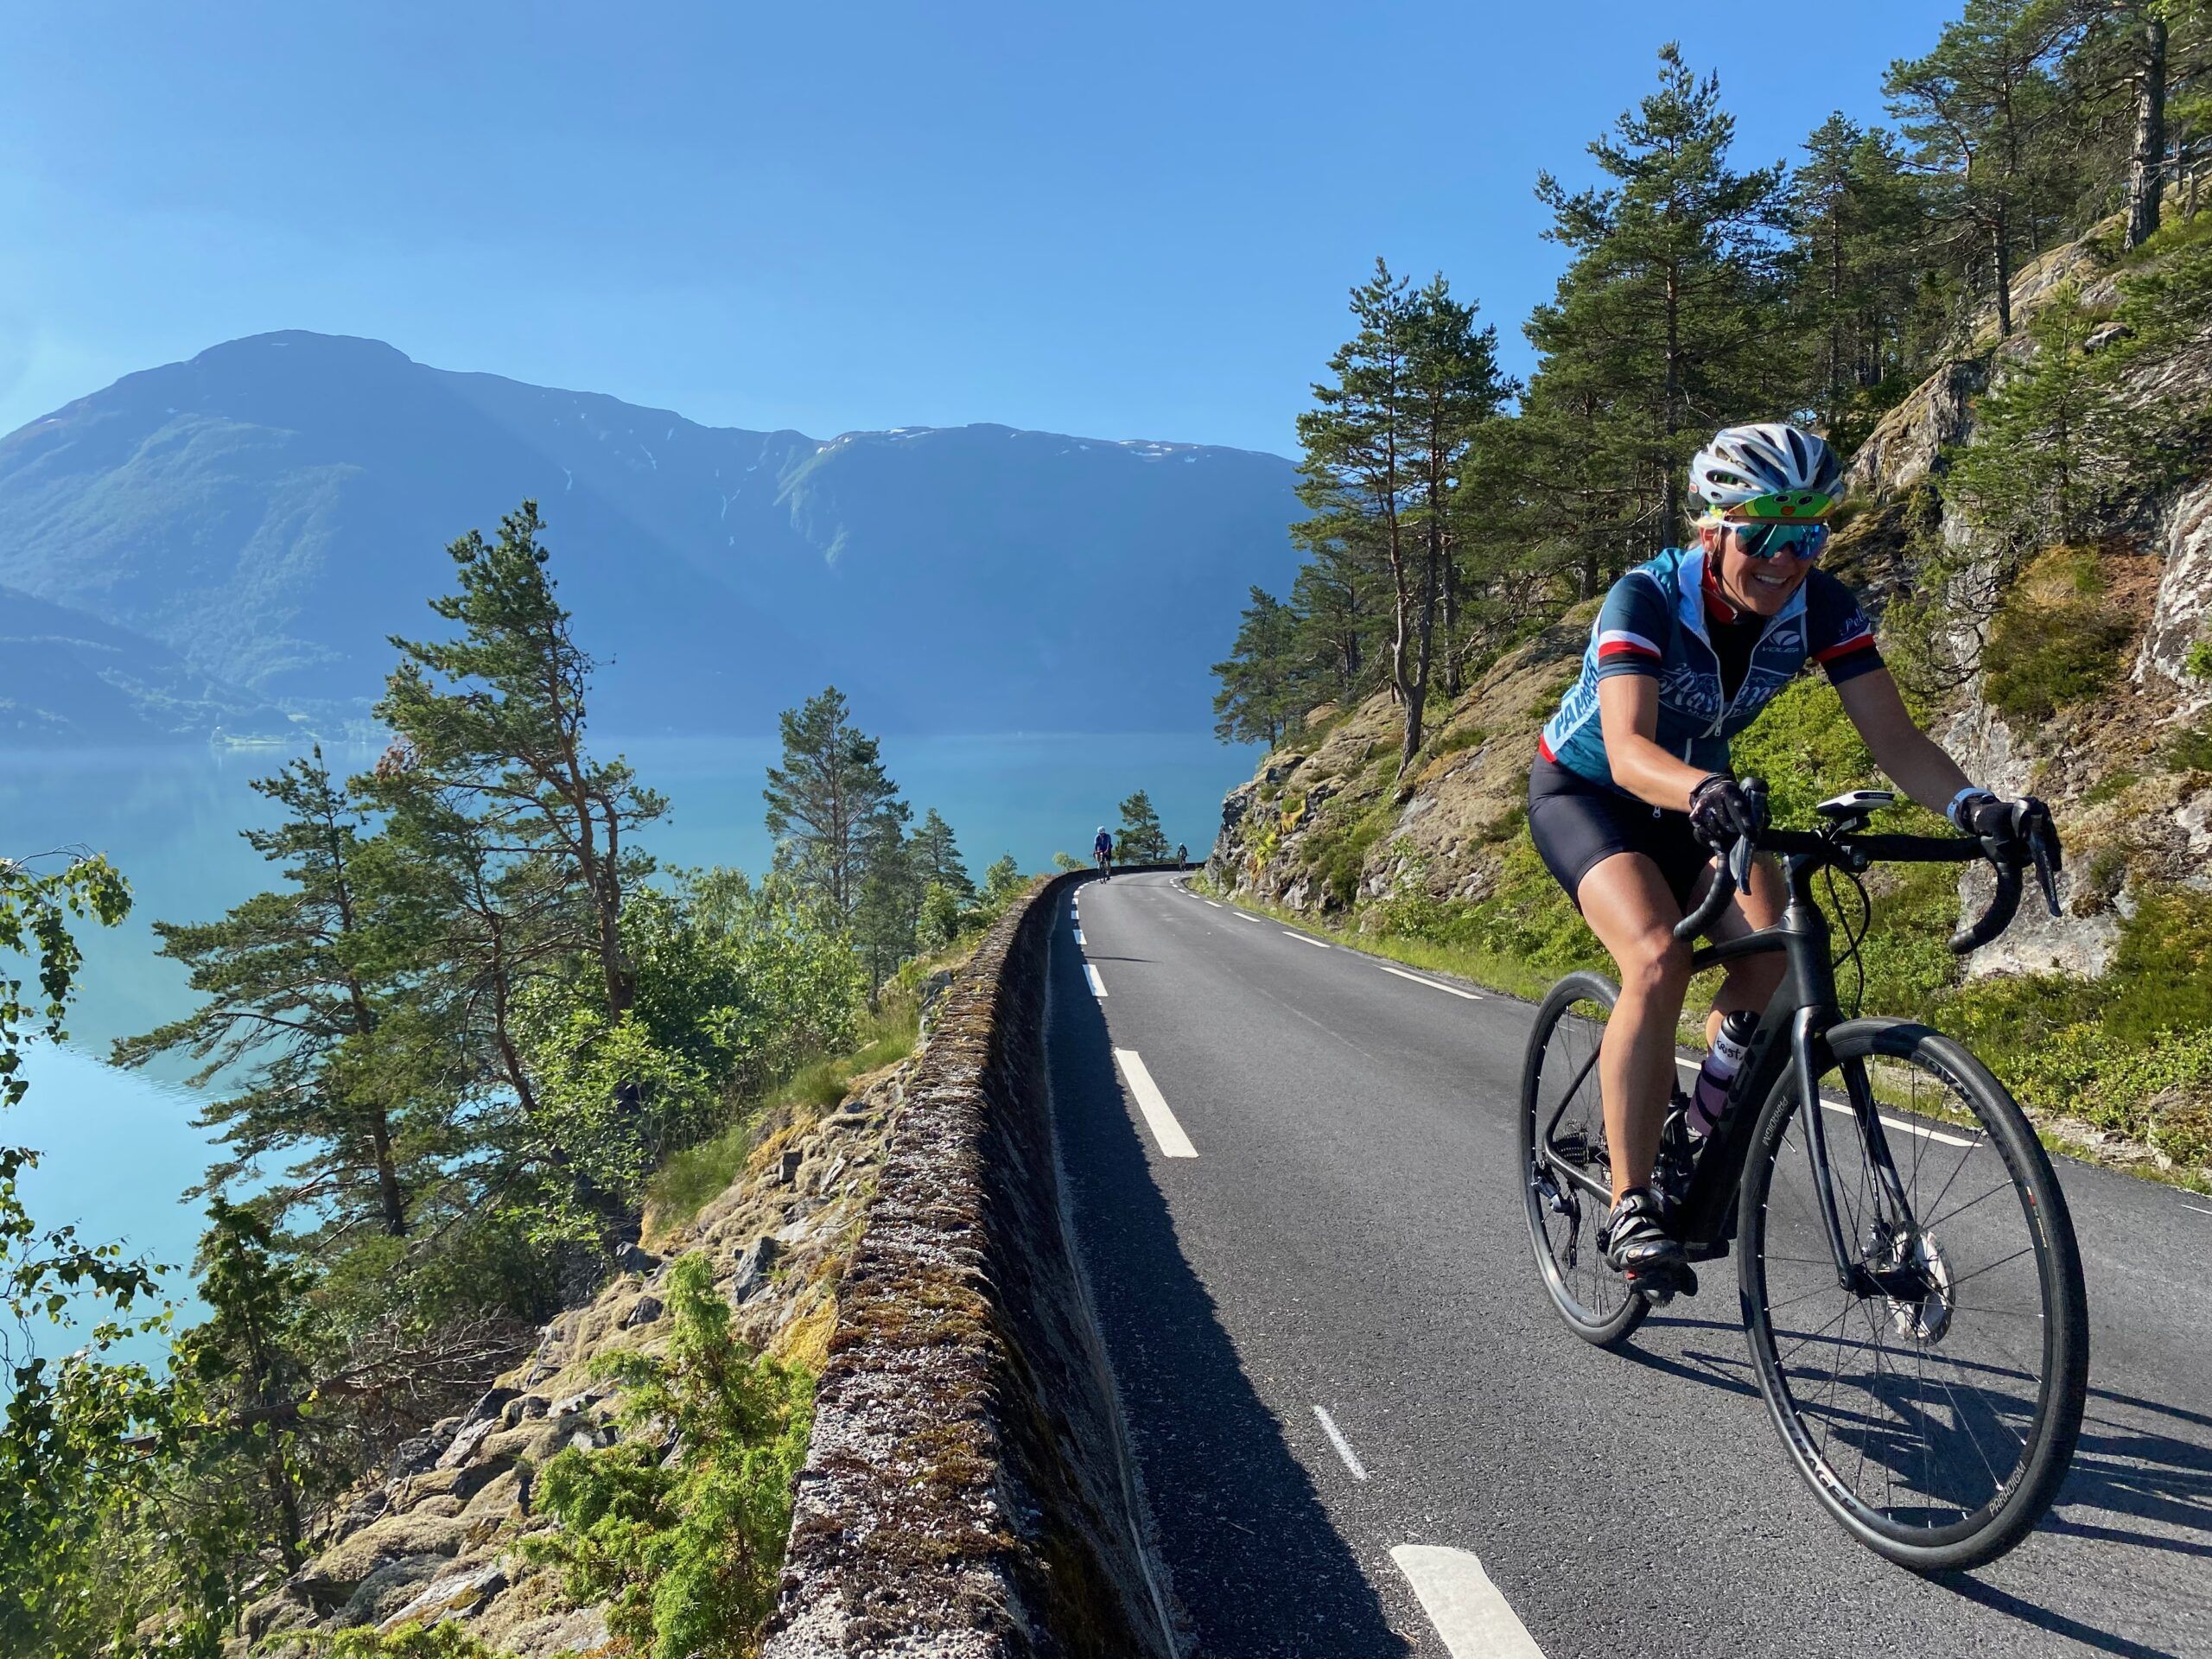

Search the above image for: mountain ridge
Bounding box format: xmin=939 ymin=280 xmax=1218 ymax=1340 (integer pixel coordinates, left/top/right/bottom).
xmin=0 ymin=331 xmax=1301 ymax=739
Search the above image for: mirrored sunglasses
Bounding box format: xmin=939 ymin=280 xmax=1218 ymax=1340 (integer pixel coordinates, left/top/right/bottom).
xmin=1733 ymin=520 xmax=1830 ymax=561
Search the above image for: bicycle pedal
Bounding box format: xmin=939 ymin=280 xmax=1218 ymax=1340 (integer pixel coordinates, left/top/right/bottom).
xmin=1629 ymin=1261 xmax=1699 ymax=1304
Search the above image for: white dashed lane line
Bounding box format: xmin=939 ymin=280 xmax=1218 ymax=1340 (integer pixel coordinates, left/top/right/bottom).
xmin=1084 ymin=963 xmax=1107 ymax=998
xmin=1074 ymin=928 xmax=1086 ymax=945
xmin=1113 ymin=1048 xmax=1197 ymax=1158
xmin=1377 ymin=963 xmax=1483 ymax=1000
xmin=1311 ymin=1406 xmax=1368 ymax=1481
xmin=1391 ymin=1546 xmax=1547 ymax=1659
xmin=1205 ymin=900 xmax=1224 ymax=909
xmin=1283 ymin=931 xmax=1331 ymax=949
xmin=1235 ymin=912 xmax=1264 ymax=925
xmin=2183 ymin=1202 xmax=2212 ymax=1218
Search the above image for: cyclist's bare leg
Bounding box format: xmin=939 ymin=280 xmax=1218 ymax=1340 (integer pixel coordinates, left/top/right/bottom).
xmin=1574 ymin=851 xmax=1691 ymax=1205
xmin=1696 ymin=852 xmax=1787 ymax=1043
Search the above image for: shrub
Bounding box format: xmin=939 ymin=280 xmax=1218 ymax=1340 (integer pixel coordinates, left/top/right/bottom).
xmin=1982 ymin=549 xmax=2133 ymax=724
xmin=528 ymin=1254 xmax=814 ymax=1659
xmin=329 ymin=1624 xmax=505 ymax=1658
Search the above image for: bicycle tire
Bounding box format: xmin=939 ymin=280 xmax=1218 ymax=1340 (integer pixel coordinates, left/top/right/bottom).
xmin=1519 ymin=971 xmax=1649 ymax=1347
xmin=1738 ymin=1019 xmax=2088 ymax=1571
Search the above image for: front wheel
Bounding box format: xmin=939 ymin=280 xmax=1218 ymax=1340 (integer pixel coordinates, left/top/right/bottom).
xmin=1738 ymin=1019 xmax=2088 ymax=1570
xmin=1519 ymin=971 xmax=1647 ymax=1346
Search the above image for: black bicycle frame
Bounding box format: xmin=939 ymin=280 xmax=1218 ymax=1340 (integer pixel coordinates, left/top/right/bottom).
xmin=1540 ymin=827 xmax=1984 ymax=1287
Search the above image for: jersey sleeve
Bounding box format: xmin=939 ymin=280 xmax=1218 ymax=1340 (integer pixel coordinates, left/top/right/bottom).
xmin=1806 ymin=571 xmax=1885 ymax=685
xmin=1592 ymin=572 xmax=1673 ymax=681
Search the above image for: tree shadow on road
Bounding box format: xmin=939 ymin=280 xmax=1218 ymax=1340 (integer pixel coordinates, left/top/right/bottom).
xmin=1046 ymin=929 xmax=1410 ymax=1658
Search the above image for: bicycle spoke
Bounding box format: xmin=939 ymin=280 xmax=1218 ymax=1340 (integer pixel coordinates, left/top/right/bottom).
xmin=1745 ymin=1027 xmax=2081 ymax=1561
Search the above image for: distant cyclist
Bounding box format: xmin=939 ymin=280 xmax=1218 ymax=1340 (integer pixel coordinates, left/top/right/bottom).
xmin=1529 ymin=422 xmax=2046 ymax=1296
xmin=1094 ymin=825 xmax=1114 ymax=879
xmin=1176 ymin=842 xmax=1189 ymax=867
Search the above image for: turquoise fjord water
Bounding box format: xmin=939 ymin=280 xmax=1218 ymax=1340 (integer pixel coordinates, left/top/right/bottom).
xmin=5 ymin=732 xmax=1257 ymax=1319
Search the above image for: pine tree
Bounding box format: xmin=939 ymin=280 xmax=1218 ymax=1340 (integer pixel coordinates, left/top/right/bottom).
xmin=763 ymin=688 xmax=905 ymax=925
xmin=850 ymin=803 xmax=920 ymax=990
xmin=1533 ymin=44 xmax=1791 ymax=552
xmin=176 ymin=1200 xmax=318 ymax=1572
xmin=1116 ymin=791 xmax=1172 ymax=863
xmin=1212 ymin=587 xmax=1307 ymax=746
xmin=909 ymin=808 xmax=975 ymax=900
xmin=1790 ymin=116 xmax=1932 ymax=440
xmin=1292 ymin=256 xmax=1486 ymax=779
xmin=1287 ymin=536 xmax=1377 ymax=700
xmin=375 ymin=501 xmax=664 ymax=1025
xmin=115 ymin=750 xmax=421 ymax=1242
xmin=1885 ymin=1 xmax=2084 ymax=338
xmin=1403 ymin=275 xmax=1509 ymax=705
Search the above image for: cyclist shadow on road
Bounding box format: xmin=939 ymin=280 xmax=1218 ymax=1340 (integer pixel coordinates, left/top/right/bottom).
xmin=1046 ymin=927 xmax=1413 ymax=1657
xmin=1637 ymin=1312 xmax=2211 ymax=1656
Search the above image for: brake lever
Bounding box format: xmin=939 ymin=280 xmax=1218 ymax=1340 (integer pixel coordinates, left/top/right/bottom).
xmin=2019 ymin=801 xmax=2063 ymax=919
xmin=2030 ymin=830 xmax=2062 ymax=918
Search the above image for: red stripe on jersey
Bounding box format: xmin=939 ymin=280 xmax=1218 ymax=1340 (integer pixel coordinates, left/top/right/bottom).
xmin=1598 ymin=639 xmax=1661 ymax=661
xmin=1537 ymin=734 xmax=1557 ymax=763
xmin=1814 ymin=632 xmax=1877 ymax=664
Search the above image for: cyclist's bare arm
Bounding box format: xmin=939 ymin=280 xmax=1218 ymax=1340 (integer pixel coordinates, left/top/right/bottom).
xmin=1834 ymin=667 xmax=1974 ymax=812
xmin=1596 ymin=676 xmax=1711 ymax=812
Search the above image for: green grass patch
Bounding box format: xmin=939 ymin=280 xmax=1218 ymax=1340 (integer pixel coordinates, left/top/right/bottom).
xmin=645 ymin=997 xmax=918 ymax=1234
xmin=1420 ymin=723 xmax=1489 ymax=766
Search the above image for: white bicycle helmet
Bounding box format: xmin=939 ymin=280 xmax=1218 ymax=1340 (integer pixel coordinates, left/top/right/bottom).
xmin=1690 ymin=423 xmax=1842 ymax=519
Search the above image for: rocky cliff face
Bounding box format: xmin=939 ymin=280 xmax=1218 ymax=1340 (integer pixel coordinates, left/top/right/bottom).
xmin=240 ymin=1039 xmax=920 ymax=1652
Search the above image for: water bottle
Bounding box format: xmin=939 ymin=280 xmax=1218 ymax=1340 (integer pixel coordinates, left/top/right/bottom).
xmin=1688 ymin=1010 xmax=1758 ymax=1139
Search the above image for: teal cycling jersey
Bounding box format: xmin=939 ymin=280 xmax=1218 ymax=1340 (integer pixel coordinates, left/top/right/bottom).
xmin=1539 ymin=546 xmax=1883 ymax=791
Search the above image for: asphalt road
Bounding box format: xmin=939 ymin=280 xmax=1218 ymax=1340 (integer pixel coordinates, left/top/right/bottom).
xmin=1046 ymin=870 xmax=2212 ymax=1659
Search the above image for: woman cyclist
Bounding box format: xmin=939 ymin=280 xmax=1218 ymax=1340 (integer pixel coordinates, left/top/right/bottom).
xmin=1529 ymin=422 xmax=2041 ymax=1297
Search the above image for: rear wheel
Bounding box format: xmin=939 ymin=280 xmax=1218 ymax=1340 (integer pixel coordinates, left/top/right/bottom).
xmin=1738 ymin=1020 xmax=2088 ymax=1570
xmin=1519 ymin=971 xmax=1647 ymax=1346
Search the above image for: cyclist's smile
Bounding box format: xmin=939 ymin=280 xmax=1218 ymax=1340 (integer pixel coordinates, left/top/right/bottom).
xmin=1713 ymin=528 xmax=1813 ymax=617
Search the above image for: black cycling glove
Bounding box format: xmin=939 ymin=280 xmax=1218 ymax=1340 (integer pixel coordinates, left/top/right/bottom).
xmin=1688 ymin=774 xmax=1765 ymax=849
xmin=1950 ymin=789 xmax=2043 ymax=846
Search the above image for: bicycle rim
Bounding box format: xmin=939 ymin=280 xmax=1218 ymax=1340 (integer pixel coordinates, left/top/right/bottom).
xmin=1739 ymin=1021 xmax=2088 ymax=1569
xmin=1519 ymin=972 xmax=1646 ymax=1346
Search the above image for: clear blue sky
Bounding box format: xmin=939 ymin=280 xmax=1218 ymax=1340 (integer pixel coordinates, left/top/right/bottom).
xmin=1 ymin=2 xmax=1945 ymax=457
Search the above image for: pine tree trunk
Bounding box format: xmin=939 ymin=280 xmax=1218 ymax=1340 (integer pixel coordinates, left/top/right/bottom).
xmin=1440 ymin=547 xmax=1461 ymax=698
xmin=369 ymin=1109 xmax=406 ymax=1237
xmin=1661 ymin=263 xmax=1683 ymax=543
xmin=1993 ymin=202 xmax=2014 ymax=339
xmin=2127 ymin=16 xmax=2169 ymax=251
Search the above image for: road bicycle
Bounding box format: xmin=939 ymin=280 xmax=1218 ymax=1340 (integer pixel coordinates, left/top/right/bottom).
xmin=1518 ymin=783 xmax=2088 ymax=1570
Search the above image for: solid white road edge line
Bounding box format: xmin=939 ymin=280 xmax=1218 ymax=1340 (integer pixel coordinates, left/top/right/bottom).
xmin=1113 ymin=1048 xmax=1198 ymax=1159
xmin=1668 ymin=1057 xmax=1973 ymax=1147
xmin=1390 ymin=1545 xmax=1546 ymax=1659
xmin=1311 ymin=1406 xmax=1368 ymax=1481
xmin=1377 ymin=963 xmax=1483 ymax=1000
xmin=1283 ymin=931 xmax=1332 ymax=948
xmin=1084 ymin=964 xmax=1107 ymax=998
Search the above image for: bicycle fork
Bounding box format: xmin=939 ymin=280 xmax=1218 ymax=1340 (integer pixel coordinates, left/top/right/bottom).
xmin=1794 ymin=1012 xmax=1920 ymax=1299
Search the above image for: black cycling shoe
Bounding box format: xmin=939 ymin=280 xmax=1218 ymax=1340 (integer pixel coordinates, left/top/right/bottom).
xmin=1599 ymin=1186 xmax=1696 ymax=1303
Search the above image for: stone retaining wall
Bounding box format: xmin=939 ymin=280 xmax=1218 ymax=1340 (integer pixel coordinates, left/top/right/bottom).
xmin=762 ymin=870 xmax=1178 ymax=1658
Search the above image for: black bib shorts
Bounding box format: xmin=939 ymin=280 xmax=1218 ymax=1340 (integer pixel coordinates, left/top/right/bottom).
xmin=1527 ymin=756 xmax=1711 ymax=912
